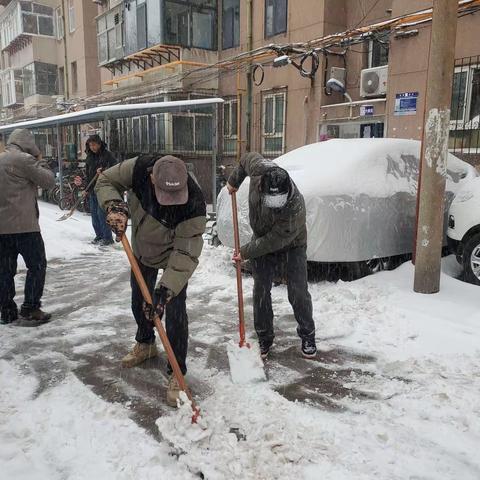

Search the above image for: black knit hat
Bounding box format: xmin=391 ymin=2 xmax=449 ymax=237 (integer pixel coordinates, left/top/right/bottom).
xmin=260 ymin=167 xmax=290 ymax=196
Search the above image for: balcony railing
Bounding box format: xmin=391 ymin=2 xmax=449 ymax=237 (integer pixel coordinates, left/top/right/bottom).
xmin=0 ymin=0 xmax=55 ymax=52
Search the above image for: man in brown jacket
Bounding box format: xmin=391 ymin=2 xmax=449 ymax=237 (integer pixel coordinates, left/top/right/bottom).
xmin=0 ymin=129 xmax=55 ymax=325
xmin=95 ymin=155 xmax=206 ymax=407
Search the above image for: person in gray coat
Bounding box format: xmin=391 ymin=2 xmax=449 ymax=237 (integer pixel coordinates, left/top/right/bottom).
xmin=0 ymin=129 xmax=55 ymax=325
xmin=227 ymin=152 xmax=317 ymax=359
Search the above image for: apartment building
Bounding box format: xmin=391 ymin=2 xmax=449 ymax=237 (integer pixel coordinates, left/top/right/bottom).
xmin=0 ymin=0 xmax=100 ymax=123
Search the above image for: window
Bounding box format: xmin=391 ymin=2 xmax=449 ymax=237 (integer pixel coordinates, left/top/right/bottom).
xmin=223 ymin=0 xmax=240 ymax=49
xmin=22 ymin=62 xmax=58 ymax=98
xmin=136 ymin=1 xmax=147 ymax=51
xmin=223 ymin=99 xmax=238 ymax=154
xmin=451 ymin=66 xmax=480 ymax=125
xmin=262 ymin=91 xmax=286 ymax=155
xmin=96 ymin=6 xmax=124 ymax=65
xmin=58 ymin=67 xmax=65 ymax=95
xmin=68 ymin=0 xmax=75 ymax=33
xmin=20 ymin=2 xmax=54 ymax=36
xmin=164 ymin=1 xmax=217 ymax=50
xmin=55 ymin=7 xmax=64 ymax=39
xmin=265 ymin=0 xmax=287 ymax=38
xmin=368 ymin=36 xmax=389 ymax=68
xmin=172 ymin=111 xmax=213 ymax=153
xmin=153 ymin=114 xmax=166 ymax=152
xmin=0 ymin=69 xmax=24 ymax=106
xmin=71 ymin=61 xmax=77 ymax=93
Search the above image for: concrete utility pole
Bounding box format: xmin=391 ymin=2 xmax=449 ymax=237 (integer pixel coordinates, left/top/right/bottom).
xmin=414 ymin=0 xmax=458 ymax=294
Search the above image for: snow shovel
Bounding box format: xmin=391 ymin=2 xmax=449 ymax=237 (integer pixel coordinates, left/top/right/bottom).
xmin=226 ymin=191 xmax=266 ymax=384
xmin=56 ymin=173 xmax=99 ymax=222
xmin=120 ymin=235 xmax=200 ymax=423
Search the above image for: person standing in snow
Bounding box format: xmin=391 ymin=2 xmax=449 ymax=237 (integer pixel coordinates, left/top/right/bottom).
xmin=227 ymin=152 xmax=316 ymax=359
xmin=84 ymin=135 xmax=117 ymax=246
xmin=0 ymin=129 xmax=55 ymax=325
xmin=95 ymin=155 xmax=206 ymax=407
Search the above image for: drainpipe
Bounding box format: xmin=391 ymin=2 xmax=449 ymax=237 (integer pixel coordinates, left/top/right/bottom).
xmin=245 ymin=0 xmax=253 ymax=151
xmin=61 ymin=0 xmax=70 ymax=99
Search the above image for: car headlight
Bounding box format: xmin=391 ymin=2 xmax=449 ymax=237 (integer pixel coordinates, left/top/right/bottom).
xmin=448 ymin=215 xmax=455 ymax=229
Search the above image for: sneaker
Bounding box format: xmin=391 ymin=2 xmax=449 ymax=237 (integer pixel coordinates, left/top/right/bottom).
xmin=1 ymin=308 xmax=18 ymax=325
xmin=258 ymin=339 xmax=273 ymax=359
xmin=19 ymin=306 xmax=51 ymax=325
xmin=122 ymin=342 xmax=158 ymax=368
xmin=90 ymin=237 xmax=102 ymax=244
xmin=301 ymin=338 xmax=317 ymax=359
xmin=166 ymin=374 xmax=182 ymax=407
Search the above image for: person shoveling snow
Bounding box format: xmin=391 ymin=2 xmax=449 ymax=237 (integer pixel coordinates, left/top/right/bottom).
xmin=95 ymin=154 xmax=206 ymax=407
xmin=227 ymin=153 xmax=317 ymax=359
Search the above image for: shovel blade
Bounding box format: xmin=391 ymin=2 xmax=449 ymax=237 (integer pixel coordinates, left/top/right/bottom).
xmin=227 ymin=341 xmax=266 ymax=384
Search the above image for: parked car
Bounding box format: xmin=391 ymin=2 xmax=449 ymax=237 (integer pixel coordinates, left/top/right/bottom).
xmin=216 ymin=138 xmax=477 ymax=279
xmin=447 ymin=176 xmax=480 ymax=285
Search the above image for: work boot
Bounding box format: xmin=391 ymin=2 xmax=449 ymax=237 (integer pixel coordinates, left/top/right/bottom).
xmin=122 ymin=342 xmax=158 ymax=368
xmin=166 ymin=374 xmax=182 ymax=407
xmin=258 ymin=339 xmax=273 ymax=359
xmin=1 ymin=308 xmax=18 ymax=325
xmin=301 ymin=338 xmax=317 ymax=359
xmin=19 ymin=306 xmax=51 ymax=325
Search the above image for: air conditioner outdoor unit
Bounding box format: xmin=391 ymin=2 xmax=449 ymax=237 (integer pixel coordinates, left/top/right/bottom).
xmin=360 ymin=65 xmax=388 ymax=98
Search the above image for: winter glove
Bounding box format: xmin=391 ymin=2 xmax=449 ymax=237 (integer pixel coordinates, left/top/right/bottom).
xmin=105 ymin=201 xmax=129 ymax=241
xmin=142 ymin=286 xmax=173 ymax=322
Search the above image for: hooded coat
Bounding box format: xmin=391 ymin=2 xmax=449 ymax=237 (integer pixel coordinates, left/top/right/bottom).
xmin=228 ymin=152 xmax=307 ymax=259
xmin=0 ymin=129 xmax=55 ymax=235
xmin=85 ymin=136 xmax=117 ymax=188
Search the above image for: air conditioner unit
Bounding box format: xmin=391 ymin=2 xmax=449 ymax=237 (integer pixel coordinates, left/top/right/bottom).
xmin=360 ymin=65 xmax=388 ymax=98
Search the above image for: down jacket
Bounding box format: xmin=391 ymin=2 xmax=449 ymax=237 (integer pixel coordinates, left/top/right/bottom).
xmin=95 ymin=156 xmax=206 ymax=296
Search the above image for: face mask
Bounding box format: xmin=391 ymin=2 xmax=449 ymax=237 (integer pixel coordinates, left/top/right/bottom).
xmin=263 ymin=192 xmax=288 ymax=209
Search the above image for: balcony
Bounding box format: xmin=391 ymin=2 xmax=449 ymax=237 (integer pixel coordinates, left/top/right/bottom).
xmin=0 ymin=1 xmax=56 ymax=53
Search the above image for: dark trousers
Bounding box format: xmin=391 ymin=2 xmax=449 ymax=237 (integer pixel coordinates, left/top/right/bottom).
xmin=0 ymin=232 xmax=47 ymax=314
xmin=89 ymin=193 xmax=113 ymax=242
xmin=251 ymin=246 xmax=315 ymax=344
xmin=131 ymin=260 xmax=189 ymax=375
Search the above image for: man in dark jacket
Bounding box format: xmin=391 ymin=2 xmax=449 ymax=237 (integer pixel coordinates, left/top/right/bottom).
xmin=84 ymin=135 xmax=117 ymax=246
xmin=227 ymin=152 xmax=316 ymax=359
xmin=0 ymin=129 xmax=55 ymax=325
xmin=95 ymin=155 xmax=206 ymax=407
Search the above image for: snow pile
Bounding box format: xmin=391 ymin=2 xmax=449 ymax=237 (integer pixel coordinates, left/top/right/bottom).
xmin=226 ymin=340 xmax=267 ymax=384
xmin=0 ymin=361 xmax=194 ymax=480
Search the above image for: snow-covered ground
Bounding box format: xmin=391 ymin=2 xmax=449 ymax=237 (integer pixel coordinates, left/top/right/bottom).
xmin=1 ymin=202 xmax=479 ymax=480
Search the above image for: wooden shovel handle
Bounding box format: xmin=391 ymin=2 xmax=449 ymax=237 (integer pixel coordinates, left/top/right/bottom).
xmin=120 ymin=235 xmax=200 ymax=421
xmin=231 ymin=191 xmax=247 ymax=348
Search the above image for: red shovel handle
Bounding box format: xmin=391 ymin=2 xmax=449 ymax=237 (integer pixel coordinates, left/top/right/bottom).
xmin=231 ymin=192 xmax=249 ymax=348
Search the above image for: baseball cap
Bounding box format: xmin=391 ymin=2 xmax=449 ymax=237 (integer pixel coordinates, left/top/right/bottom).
xmin=152 ymin=155 xmax=189 ymax=205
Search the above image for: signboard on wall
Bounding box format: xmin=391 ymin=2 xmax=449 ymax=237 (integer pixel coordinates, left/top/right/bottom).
xmin=360 ymin=105 xmax=374 ymax=116
xmin=394 ymin=92 xmax=419 ymax=116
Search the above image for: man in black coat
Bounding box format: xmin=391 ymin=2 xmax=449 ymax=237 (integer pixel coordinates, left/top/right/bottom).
xmin=84 ymin=135 xmax=117 ymax=245
xmin=227 ymin=152 xmax=316 ymax=359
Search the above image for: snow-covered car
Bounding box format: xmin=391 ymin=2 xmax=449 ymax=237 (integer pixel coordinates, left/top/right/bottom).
xmin=447 ymin=176 xmax=480 ymax=285
xmin=217 ymin=138 xmax=477 ymax=277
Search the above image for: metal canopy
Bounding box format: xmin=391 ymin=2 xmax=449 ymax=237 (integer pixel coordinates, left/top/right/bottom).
xmin=0 ymin=98 xmax=224 ymax=133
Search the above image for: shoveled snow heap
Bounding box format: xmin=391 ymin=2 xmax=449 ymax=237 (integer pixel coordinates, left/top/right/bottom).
xmin=1 ymin=203 xmax=479 ymax=479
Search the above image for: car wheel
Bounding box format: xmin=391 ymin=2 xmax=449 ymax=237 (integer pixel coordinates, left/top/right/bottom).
xmin=463 ymin=233 xmax=480 ymax=286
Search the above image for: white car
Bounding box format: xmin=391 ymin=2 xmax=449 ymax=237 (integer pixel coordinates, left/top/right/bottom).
xmin=447 ymin=176 xmax=480 ymax=285
xmin=217 ymin=138 xmax=477 ymax=278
